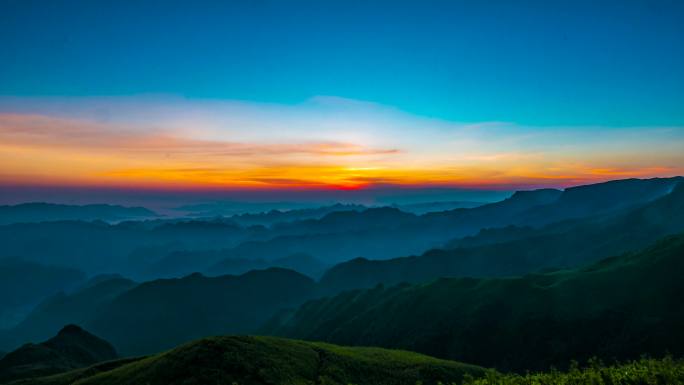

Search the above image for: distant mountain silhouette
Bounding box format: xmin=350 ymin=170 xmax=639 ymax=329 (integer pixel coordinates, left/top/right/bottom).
xmin=317 ymin=179 xmax=684 ymax=293
xmin=273 ymin=207 xmax=418 ymax=234
xmin=0 ymin=176 xmax=681 ymax=375
xmin=0 ymin=219 xmax=254 ymax=274
xmin=192 ymin=186 xmax=576 ymax=266
xmin=518 ymin=177 xmax=683 ymax=225
xmin=176 ymin=200 xmax=321 ymax=217
xmin=0 ymin=175 xmax=681 ymax=385
xmin=84 ymin=268 xmax=317 ymax=355
xmin=0 ymin=259 xmax=84 ymax=329
xmin=0 ymin=325 xmax=117 ymax=383
xmin=207 ymin=252 xmax=328 ymax=278
xmin=228 ymin=203 xmax=367 ymax=226
xmin=267 ymin=232 xmax=684 ymax=372
xmin=1 ymin=277 xmax=137 ymax=350
xmin=10 ymin=335 xmax=486 ymax=385
xmin=137 ymin=248 xmax=328 ymax=279
xmin=0 ymin=203 xmax=158 ymax=225
xmin=2 ymin=178 xmax=679 ymax=275
xmin=418 ymin=177 xmax=681 ymax=236
xmin=391 ymin=200 xmax=485 ymax=214
xmin=0 ymin=267 xmax=319 ymax=356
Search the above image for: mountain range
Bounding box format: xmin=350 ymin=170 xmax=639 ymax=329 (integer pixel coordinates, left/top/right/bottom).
xmin=1 ymin=176 xmax=683 ymax=380
xmin=0 ymin=260 xmax=84 ymax=329
xmin=317 ymin=179 xmax=684 ymax=293
xmin=0 ymin=203 xmax=158 ymax=225
xmin=267 ymin=231 xmax=684 ymax=372
xmin=2 ymin=177 xmax=678 ymax=279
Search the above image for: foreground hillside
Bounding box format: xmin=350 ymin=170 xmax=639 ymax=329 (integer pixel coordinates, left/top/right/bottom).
xmin=268 ymin=232 xmax=684 ymax=372
xmin=463 ymin=357 xmax=684 ymax=385
xmin=8 ymin=337 xmax=684 ymax=385
xmin=6 ymin=335 xmax=486 ymax=385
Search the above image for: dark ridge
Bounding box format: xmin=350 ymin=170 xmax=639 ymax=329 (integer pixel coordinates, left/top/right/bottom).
xmin=0 ymin=325 xmax=117 ymax=383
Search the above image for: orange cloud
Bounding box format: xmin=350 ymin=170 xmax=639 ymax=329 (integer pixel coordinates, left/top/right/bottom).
xmin=1 ymin=111 xmax=683 ymax=191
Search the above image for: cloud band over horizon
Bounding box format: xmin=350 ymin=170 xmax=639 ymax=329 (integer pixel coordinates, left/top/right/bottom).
xmin=1 ymin=95 xmax=683 ymax=195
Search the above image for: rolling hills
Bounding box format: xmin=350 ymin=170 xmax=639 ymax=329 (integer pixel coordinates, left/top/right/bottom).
xmin=1 ymin=177 xmax=682 ymax=370
xmin=267 ymin=231 xmax=684 ymax=372
xmin=2 ymin=177 xmax=678 ymax=277
xmin=318 ymin=178 xmax=684 ymax=293
xmin=4 ymin=335 xmax=487 ymax=385
xmin=2 ymin=277 xmax=137 ymax=349
xmin=0 ymin=268 xmax=318 ymax=355
xmin=84 ymin=268 xmax=317 ymax=356
xmin=0 ymin=259 xmax=85 ymax=329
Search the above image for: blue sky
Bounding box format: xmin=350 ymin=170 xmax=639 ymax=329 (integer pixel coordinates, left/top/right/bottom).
xmin=2 ymin=0 xmax=683 ymax=126
xmin=1 ymin=0 xmax=683 ymax=206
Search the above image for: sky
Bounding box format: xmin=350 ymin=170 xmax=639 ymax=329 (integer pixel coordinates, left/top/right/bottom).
xmin=1 ymin=0 xmax=683 ymax=205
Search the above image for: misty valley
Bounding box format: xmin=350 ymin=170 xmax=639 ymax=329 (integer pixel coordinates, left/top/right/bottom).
xmin=2 ymin=1 xmax=684 ymax=382
xmin=0 ymin=177 xmax=683 ymax=384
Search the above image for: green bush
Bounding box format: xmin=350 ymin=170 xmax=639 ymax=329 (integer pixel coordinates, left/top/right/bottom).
xmin=462 ymin=356 xmax=684 ymax=385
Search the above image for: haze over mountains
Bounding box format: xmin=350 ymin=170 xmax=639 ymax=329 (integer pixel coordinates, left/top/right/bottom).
xmin=4 ymin=0 xmax=683 ymax=381
xmin=268 ymin=232 xmax=684 ymax=371
xmin=0 ymin=203 xmax=158 ymax=225
xmin=0 ymin=260 xmax=84 ymax=329
xmin=1 ymin=176 xmax=684 ymax=383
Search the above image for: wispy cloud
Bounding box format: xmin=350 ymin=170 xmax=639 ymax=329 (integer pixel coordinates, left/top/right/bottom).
xmin=0 ymin=95 xmax=683 ymax=190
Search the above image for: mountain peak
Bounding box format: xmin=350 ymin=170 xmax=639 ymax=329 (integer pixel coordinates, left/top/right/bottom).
xmin=0 ymin=325 xmax=117 ymax=383
xmin=56 ymin=324 xmax=85 ymax=336
xmin=510 ymin=188 xmax=562 ymax=199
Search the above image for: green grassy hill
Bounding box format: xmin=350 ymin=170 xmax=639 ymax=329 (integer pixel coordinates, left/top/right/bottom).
xmin=463 ymin=357 xmax=684 ymax=385
xmin=9 ymin=340 xmax=684 ymax=385
xmin=268 ymin=232 xmax=684 ymax=372
xmin=6 ymin=336 xmax=486 ymax=385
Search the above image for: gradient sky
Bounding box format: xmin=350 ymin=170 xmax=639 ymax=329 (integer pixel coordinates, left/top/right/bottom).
xmin=1 ymin=0 xmax=683 ymax=204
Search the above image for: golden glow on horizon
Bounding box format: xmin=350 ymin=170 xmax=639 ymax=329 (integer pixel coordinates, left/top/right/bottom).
xmin=1 ymin=111 xmax=682 ymax=191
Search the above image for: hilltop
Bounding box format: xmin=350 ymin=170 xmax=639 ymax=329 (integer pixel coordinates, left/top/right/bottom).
xmin=0 ymin=325 xmax=117 ymax=383
xmin=4 ymin=335 xmax=486 ymax=385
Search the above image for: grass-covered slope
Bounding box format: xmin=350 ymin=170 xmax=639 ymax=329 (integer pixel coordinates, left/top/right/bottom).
xmin=463 ymin=357 xmax=684 ymax=385
xmin=10 ymin=336 xmax=486 ymax=385
xmin=269 ymin=232 xmax=684 ymax=372
xmin=4 ymin=357 xmax=142 ymax=385
xmin=9 ymin=342 xmax=684 ymax=385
